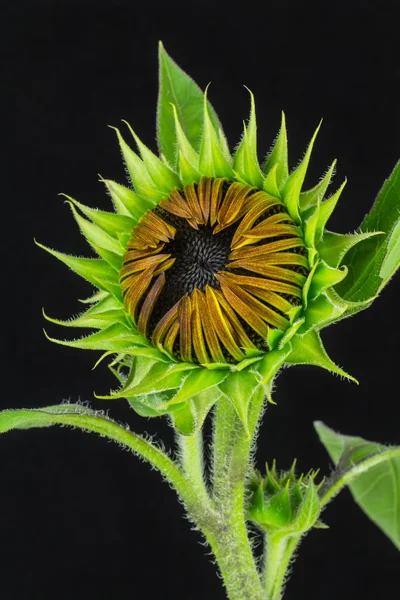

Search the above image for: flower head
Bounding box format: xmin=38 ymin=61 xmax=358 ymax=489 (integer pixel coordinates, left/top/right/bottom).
xmin=38 ymin=43 xmax=392 ymax=435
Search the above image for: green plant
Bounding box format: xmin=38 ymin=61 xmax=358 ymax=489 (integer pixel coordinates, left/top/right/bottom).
xmin=2 ymin=43 xmax=399 ymax=599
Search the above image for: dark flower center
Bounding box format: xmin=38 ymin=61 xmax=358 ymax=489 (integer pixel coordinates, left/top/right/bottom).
xmin=120 ymin=177 xmax=308 ymax=364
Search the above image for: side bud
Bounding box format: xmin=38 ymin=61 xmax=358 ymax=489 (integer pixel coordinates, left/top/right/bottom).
xmin=247 ymin=460 xmax=324 ymax=535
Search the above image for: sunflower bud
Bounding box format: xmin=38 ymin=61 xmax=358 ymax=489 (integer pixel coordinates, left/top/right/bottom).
xmin=247 ymin=461 xmax=323 ymax=535
xmin=37 ymin=42 xmax=398 ymax=435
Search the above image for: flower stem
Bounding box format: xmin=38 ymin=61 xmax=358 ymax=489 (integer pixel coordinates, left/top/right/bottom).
xmin=204 ymin=491 xmax=265 ymax=600
xmin=263 ymin=533 xmax=301 ymax=600
xmin=176 ymin=430 xmax=211 ymax=509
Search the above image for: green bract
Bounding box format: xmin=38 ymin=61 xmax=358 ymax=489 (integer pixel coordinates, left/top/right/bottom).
xmin=38 ymin=43 xmax=397 ymax=436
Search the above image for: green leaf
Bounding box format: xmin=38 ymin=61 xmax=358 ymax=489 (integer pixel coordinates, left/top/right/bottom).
xmin=336 ymin=161 xmax=400 ymax=301
xmin=157 ymin=42 xmax=221 ymax=165
xmin=318 ymin=230 xmax=385 ymax=269
xmin=315 ymin=421 xmax=400 ymax=550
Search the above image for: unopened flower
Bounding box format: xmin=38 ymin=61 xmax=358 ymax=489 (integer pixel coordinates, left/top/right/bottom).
xmin=38 ymin=44 xmax=384 ymax=435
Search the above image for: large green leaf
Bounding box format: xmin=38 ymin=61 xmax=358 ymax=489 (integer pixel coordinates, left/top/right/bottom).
xmin=336 ymin=161 xmax=400 ymax=302
xmin=157 ymin=42 xmax=221 ymax=166
xmin=315 ymin=421 xmax=400 ymax=550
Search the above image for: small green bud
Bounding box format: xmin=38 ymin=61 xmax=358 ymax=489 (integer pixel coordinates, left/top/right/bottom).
xmin=247 ymin=461 xmax=323 ymax=535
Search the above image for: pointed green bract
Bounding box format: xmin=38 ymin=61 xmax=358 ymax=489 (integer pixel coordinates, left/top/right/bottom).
xmin=233 ymin=90 xmax=264 ymax=188
xmin=299 ymin=160 xmax=336 ymax=210
xmin=281 ymin=121 xmax=322 ymax=224
xmin=112 ymin=126 xmax=164 ymax=202
xmin=102 ymin=178 xmax=154 ymax=219
xmin=171 ymin=389 xmax=221 ymax=435
xmin=123 ymin=120 xmax=181 ymax=191
xmin=65 ymin=195 xmax=135 ymax=238
xmin=218 ymin=368 xmax=260 ymax=436
xmin=157 ymin=42 xmax=221 ymax=165
xmin=36 ymin=241 xmax=117 ymax=289
xmin=287 ymin=330 xmax=357 ymax=383
xmin=44 ymin=322 xmax=146 ymax=351
xmin=199 ymin=89 xmax=234 ymax=178
xmin=263 ymin=111 xmax=289 ymax=188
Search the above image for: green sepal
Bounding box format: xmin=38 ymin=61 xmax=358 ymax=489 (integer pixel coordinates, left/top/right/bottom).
xmin=286 ymin=329 xmax=357 ymax=383
xmin=66 ymin=201 xmax=124 ymax=256
xmin=127 ymin=390 xmax=176 ymax=417
xmin=218 ymin=367 xmax=260 ymax=436
xmin=199 ymin=88 xmax=235 ymax=178
xmin=281 ymin=121 xmax=322 ymax=224
xmin=170 ymin=389 xmax=222 ymax=435
xmin=105 ymin=360 xmax=198 ymax=399
xmin=92 ymin=275 xmax=123 ymax=303
xmin=90 ymin=244 xmax=123 ymax=271
xmin=255 ymin=345 xmax=292 ymax=403
xmin=111 ymin=127 xmax=164 ymax=202
xmin=123 ymin=120 xmax=181 ymax=192
xmin=78 ymin=290 xmax=108 ymax=304
xmin=35 ymin=241 xmax=117 ymax=290
xmin=157 ymin=42 xmax=221 ymax=165
xmin=65 ymin=195 xmax=135 ymax=238
xmin=171 ymin=103 xmax=200 ymax=168
xmin=318 ymin=230 xmax=385 ymax=269
xmin=304 ymin=202 xmax=320 ymax=250
xmin=232 ymin=90 xmax=264 ymax=188
xmin=42 ymin=295 xmax=127 ymax=329
xmin=299 ymin=159 xmax=336 ymax=211
xmin=267 ymin=319 xmax=305 ymax=352
xmin=287 ymin=480 xmax=320 ymax=535
xmin=101 ymin=178 xmax=154 ymax=219
xmin=179 ymin=151 xmax=202 ymax=186
xmin=262 ymin=484 xmax=293 ymax=528
xmin=159 ymin=367 xmax=228 ymax=408
xmin=218 ymin=126 xmax=232 ymax=162
xmin=44 ymin=322 xmax=145 ymax=351
xmin=302 ymin=259 xmax=319 ymax=309
xmin=336 ymin=161 xmax=400 ymax=302
xmin=263 ymin=112 xmax=289 ymax=188
xmin=263 ymin=163 xmax=281 ymax=198
xmin=308 ymin=261 xmax=348 ymax=300
xmin=299 ymin=290 xmax=346 ymax=334
xmin=314 ymin=179 xmax=347 ymax=243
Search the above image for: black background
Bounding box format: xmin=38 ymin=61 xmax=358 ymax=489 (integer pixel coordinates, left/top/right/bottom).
xmin=2 ymin=1 xmax=399 ymax=598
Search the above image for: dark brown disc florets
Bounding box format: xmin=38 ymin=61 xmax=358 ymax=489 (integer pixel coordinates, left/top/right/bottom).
xmin=120 ymin=177 xmax=308 ymax=364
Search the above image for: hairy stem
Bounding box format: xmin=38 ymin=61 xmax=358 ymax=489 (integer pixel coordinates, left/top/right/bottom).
xmin=176 ymin=430 xmax=212 ymax=509
xmin=263 ymin=533 xmax=301 ymax=600
xmin=0 ymin=405 xmax=201 ymax=514
xmin=204 ymin=490 xmax=265 ymax=600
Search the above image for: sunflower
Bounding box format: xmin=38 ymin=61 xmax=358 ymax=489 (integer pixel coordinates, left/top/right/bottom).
xmin=38 ymin=43 xmax=382 ymax=435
